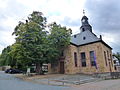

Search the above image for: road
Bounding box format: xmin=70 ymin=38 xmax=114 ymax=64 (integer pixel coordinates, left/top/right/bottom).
xmin=1 ymin=71 xmax=120 ymax=90
xmin=0 ymin=71 xmax=69 ymax=90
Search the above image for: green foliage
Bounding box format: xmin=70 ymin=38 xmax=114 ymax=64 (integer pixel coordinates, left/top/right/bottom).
xmin=12 ymin=11 xmax=48 ymax=74
xmin=49 ymin=22 xmax=71 ymax=49
xmin=0 ymin=11 xmax=71 ymax=74
xmin=48 ymin=22 xmax=71 ymax=62
xmin=0 ymin=46 xmax=13 ymax=67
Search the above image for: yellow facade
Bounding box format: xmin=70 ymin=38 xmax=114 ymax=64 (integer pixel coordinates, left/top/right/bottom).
xmin=48 ymin=42 xmax=115 ymax=74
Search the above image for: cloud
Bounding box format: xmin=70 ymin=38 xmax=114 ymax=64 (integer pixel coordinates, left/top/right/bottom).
xmin=84 ymin=0 xmax=120 ymax=52
xmin=85 ymin=0 xmax=120 ymax=33
xmin=61 ymin=16 xmax=80 ymax=27
xmin=0 ymin=0 xmax=86 ymax=53
xmin=0 ymin=30 xmax=15 ymax=53
xmin=0 ymin=0 xmax=26 ymax=53
xmin=1 ymin=0 xmax=119 ymax=53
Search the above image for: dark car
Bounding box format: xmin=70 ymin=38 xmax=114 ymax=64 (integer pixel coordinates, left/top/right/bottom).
xmin=9 ymin=69 xmax=23 ymax=74
xmin=5 ymin=68 xmax=13 ymax=73
xmin=5 ymin=68 xmax=23 ymax=74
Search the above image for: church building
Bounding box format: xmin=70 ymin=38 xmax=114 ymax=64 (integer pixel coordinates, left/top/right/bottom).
xmin=48 ymin=14 xmax=115 ymax=74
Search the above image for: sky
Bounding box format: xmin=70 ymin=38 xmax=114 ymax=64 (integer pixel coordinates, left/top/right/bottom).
xmin=0 ymin=0 xmax=120 ymax=53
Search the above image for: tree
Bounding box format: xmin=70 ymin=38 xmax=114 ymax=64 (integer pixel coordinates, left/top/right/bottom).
xmin=0 ymin=46 xmax=14 ymax=67
xmin=8 ymin=43 xmax=28 ymax=70
xmin=12 ymin=11 xmax=48 ymax=74
xmin=48 ymin=22 xmax=71 ymax=63
xmin=2 ymin=11 xmax=71 ymax=74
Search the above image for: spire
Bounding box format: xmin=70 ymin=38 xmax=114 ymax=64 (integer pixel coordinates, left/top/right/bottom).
xmin=83 ymin=9 xmax=85 ymax=16
xmin=81 ymin=10 xmax=88 ymax=21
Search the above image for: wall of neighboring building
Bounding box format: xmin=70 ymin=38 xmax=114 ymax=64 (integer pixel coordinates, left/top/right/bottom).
xmin=0 ymin=66 xmax=10 ymax=71
xmin=0 ymin=67 xmax=2 ymax=71
xmin=113 ymin=56 xmax=120 ymax=72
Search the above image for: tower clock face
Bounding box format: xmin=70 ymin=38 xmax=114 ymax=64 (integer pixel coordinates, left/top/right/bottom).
xmin=82 ymin=19 xmax=85 ymax=22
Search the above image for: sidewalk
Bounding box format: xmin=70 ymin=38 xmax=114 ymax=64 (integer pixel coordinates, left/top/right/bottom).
xmin=70 ymin=79 xmax=120 ymax=90
xmin=14 ymin=73 xmax=102 ymax=86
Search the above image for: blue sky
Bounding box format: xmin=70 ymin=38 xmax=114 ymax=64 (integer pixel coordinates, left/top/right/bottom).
xmin=0 ymin=0 xmax=120 ymax=53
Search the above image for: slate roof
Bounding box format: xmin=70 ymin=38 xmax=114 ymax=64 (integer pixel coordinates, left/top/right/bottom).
xmin=70 ymin=30 xmax=112 ymax=49
xmin=71 ymin=30 xmax=100 ymax=46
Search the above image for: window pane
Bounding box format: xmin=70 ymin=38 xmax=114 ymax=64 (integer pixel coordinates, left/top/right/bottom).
xmin=90 ymin=51 xmax=96 ymax=66
xmin=104 ymin=51 xmax=107 ymax=66
xmin=81 ymin=52 xmax=86 ymax=59
xmin=74 ymin=52 xmax=77 ymax=67
xmin=81 ymin=52 xmax=86 ymax=67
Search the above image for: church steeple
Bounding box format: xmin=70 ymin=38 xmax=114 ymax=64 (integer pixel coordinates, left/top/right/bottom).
xmin=80 ymin=10 xmax=92 ymax=32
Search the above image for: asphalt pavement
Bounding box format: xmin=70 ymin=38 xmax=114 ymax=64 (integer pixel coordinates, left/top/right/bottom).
xmin=1 ymin=71 xmax=120 ymax=90
xmin=0 ymin=71 xmax=69 ymax=90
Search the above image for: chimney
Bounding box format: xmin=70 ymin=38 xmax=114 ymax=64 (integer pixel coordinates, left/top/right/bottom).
xmin=100 ymin=35 xmax=102 ymax=40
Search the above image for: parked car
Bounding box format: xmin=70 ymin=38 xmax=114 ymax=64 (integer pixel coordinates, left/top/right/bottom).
xmin=5 ymin=68 xmax=13 ymax=73
xmin=5 ymin=68 xmax=23 ymax=74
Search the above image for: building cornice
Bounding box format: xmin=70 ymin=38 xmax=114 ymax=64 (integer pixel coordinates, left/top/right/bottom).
xmin=70 ymin=40 xmax=112 ymax=50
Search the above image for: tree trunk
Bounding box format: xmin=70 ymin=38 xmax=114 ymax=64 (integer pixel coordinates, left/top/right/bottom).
xmin=36 ymin=63 xmax=43 ymax=75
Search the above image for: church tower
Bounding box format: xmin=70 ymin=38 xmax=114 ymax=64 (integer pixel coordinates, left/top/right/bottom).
xmin=80 ymin=11 xmax=92 ymax=32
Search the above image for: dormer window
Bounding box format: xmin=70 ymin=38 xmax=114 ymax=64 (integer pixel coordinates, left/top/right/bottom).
xmin=82 ymin=28 xmax=85 ymax=32
xmin=74 ymin=35 xmax=77 ymax=38
xmin=83 ymin=37 xmax=86 ymax=40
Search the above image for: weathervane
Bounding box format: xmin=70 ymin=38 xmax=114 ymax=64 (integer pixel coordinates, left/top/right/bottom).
xmin=83 ymin=9 xmax=85 ymax=16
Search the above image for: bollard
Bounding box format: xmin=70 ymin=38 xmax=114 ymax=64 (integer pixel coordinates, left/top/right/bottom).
xmin=62 ymin=78 xmax=64 ymax=86
xmin=48 ymin=78 xmax=50 ymax=85
xmin=62 ymin=81 xmax=64 ymax=86
xmin=79 ymin=78 xmax=80 ymax=84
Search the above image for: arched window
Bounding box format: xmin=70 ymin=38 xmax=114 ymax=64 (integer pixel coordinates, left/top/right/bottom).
xmin=74 ymin=52 xmax=77 ymax=67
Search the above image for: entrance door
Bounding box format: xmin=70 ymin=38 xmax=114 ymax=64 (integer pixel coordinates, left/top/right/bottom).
xmin=60 ymin=61 xmax=64 ymax=74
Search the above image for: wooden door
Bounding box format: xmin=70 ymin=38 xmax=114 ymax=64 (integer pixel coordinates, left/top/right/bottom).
xmin=60 ymin=62 xmax=64 ymax=74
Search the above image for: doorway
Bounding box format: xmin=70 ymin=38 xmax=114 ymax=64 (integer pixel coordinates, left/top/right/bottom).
xmin=60 ymin=61 xmax=64 ymax=74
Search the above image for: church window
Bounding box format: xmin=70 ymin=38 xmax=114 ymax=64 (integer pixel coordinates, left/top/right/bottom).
xmin=90 ymin=51 xmax=96 ymax=66
xmin=107 ymin=50 xmax=109 ymax=59
xmin=74 ymin=52 xmax=77 ymax=67
xmin=81 ymin=52 xmax=86 ymax=67
xmin=110 ymin=54 xmax=113 ymax=67
xmin=114 ymin=66 xmax=117 ymax=70
xmin=104 ymin=51 xmax=107 ymax=66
